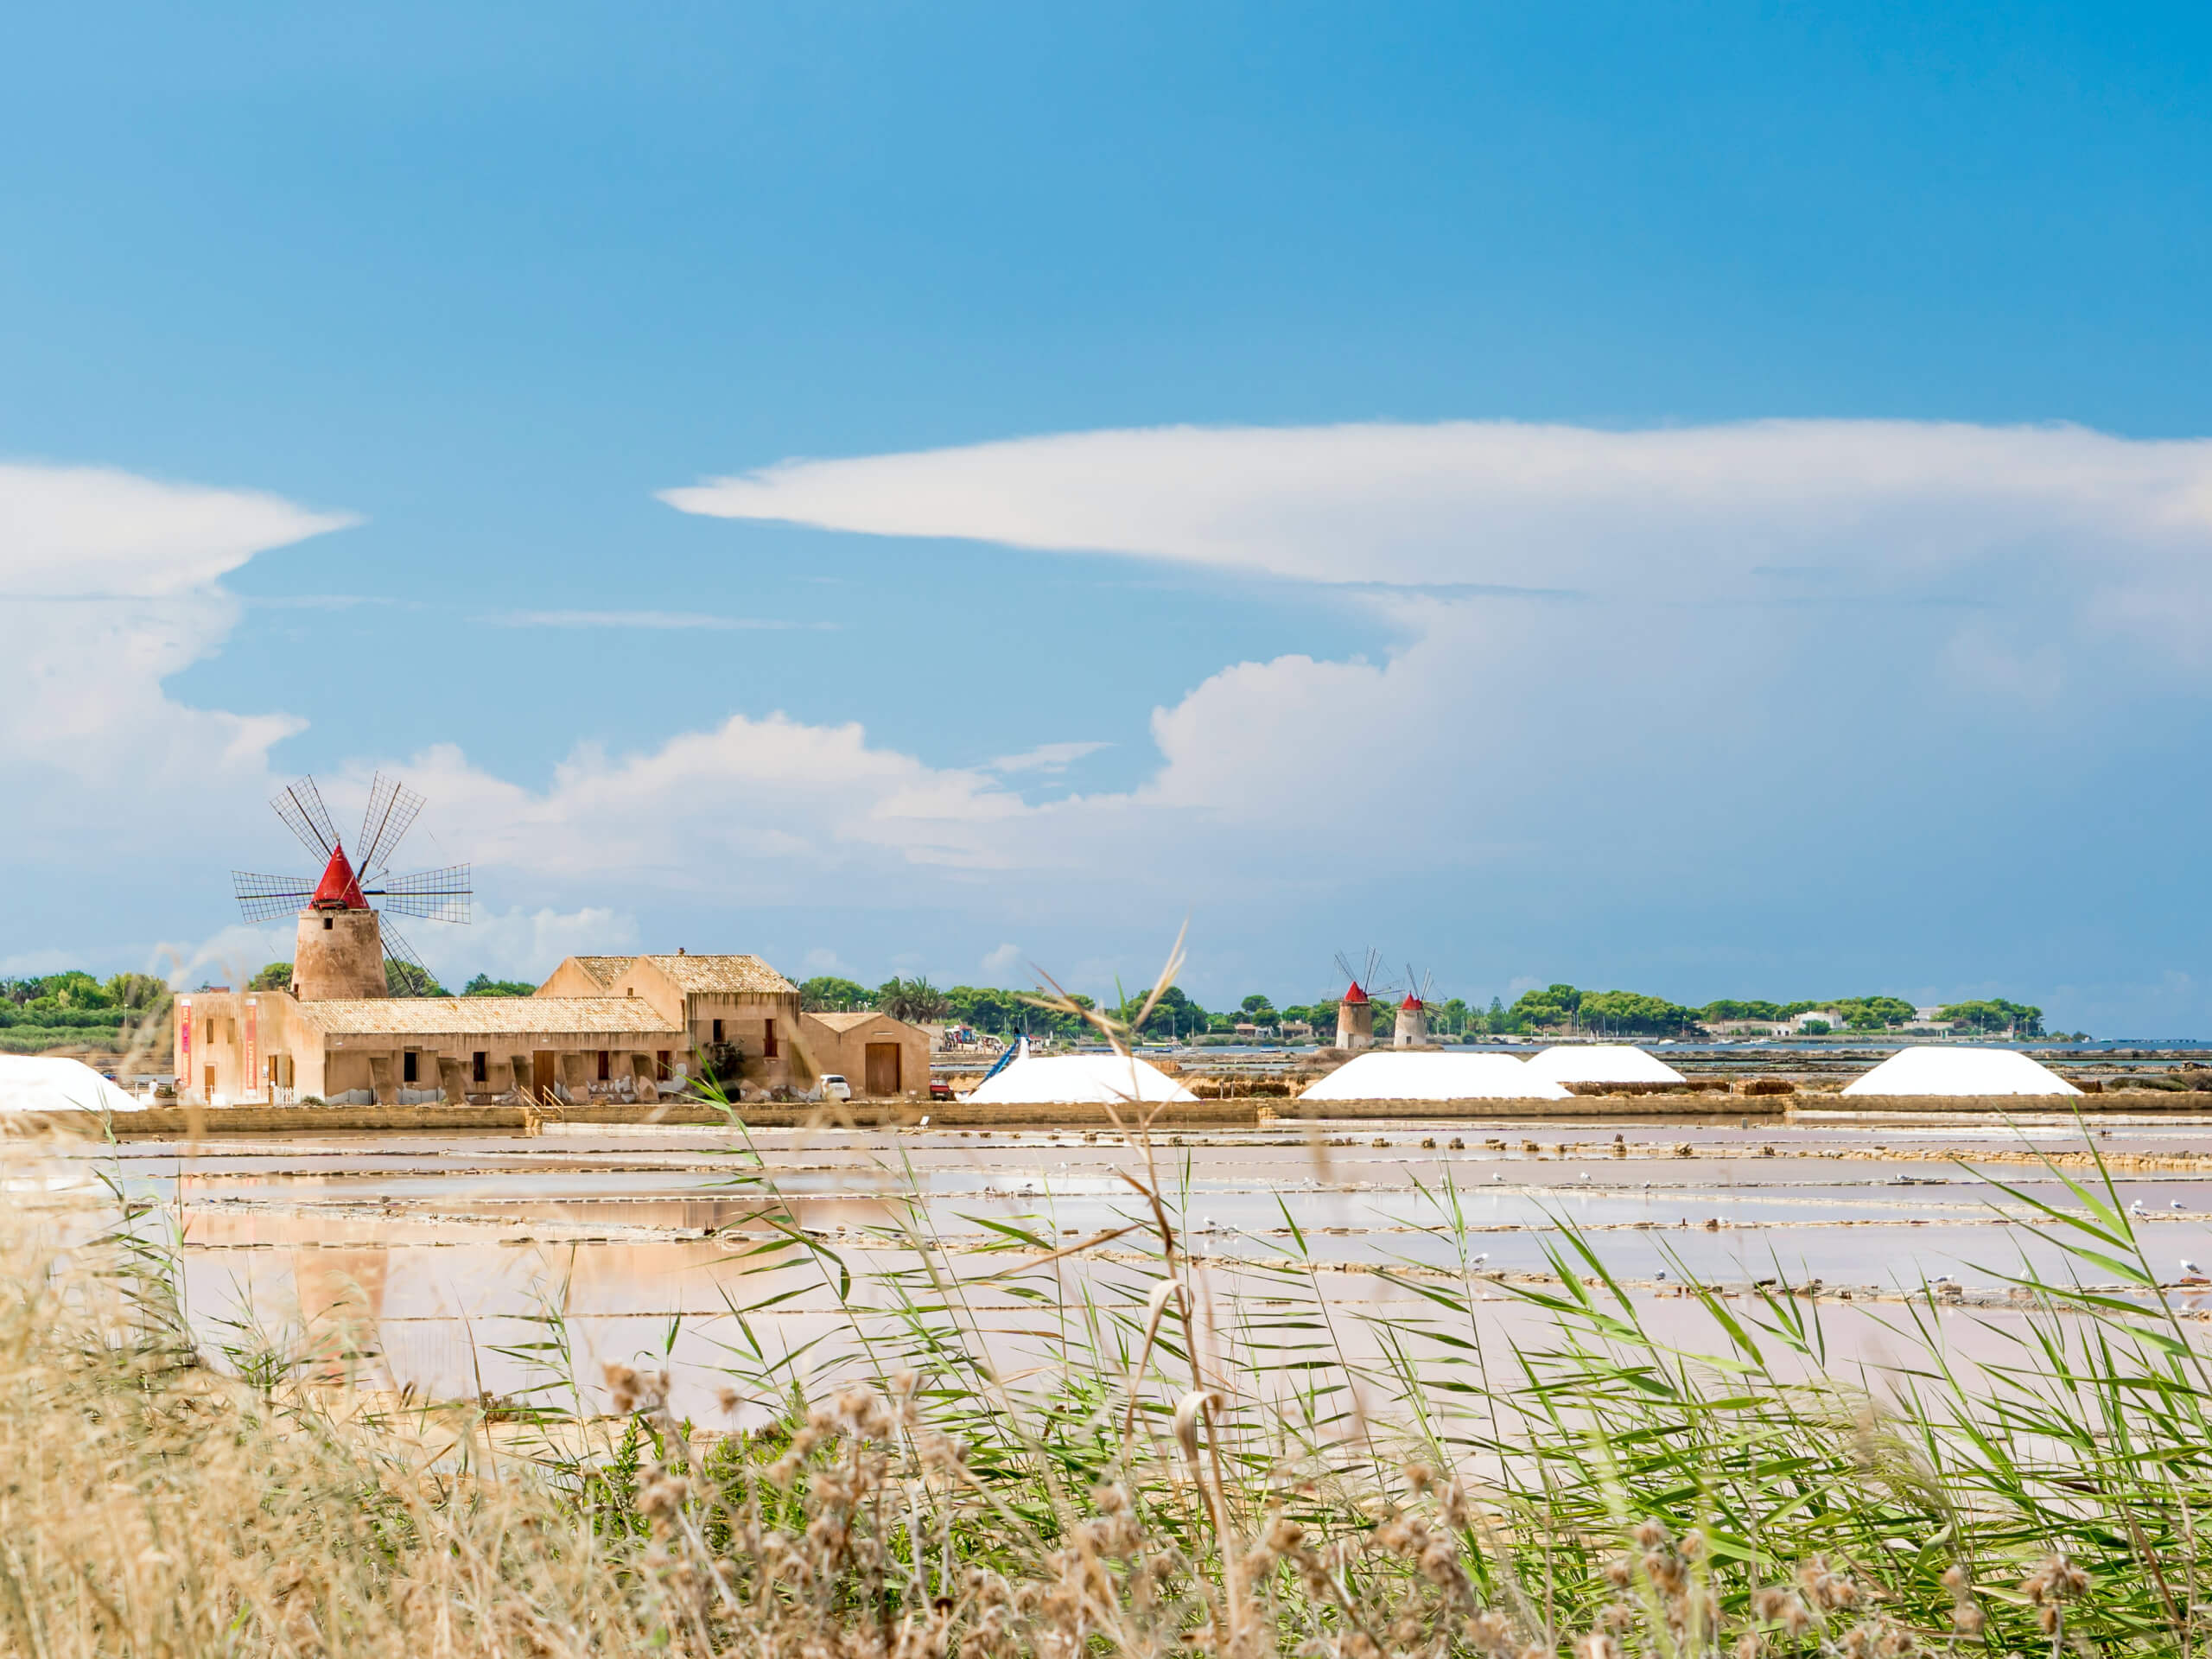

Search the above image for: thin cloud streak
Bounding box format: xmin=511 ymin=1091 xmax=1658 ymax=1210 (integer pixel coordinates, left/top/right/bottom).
xmin=989 ymin=741 xmax=1109 ymax=773
xmin=489 ymin=610 xmax=833 ymax=632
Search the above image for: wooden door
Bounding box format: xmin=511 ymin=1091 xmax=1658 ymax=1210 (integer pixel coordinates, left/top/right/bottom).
xmin=531 ymin=1051 xmax=556 ymax=1102
xmin=864 ymin=1042 xmax=900 ymax=1097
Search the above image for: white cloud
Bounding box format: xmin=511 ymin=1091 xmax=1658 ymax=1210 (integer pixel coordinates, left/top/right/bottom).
xmin=381 ymin=715 xmax=1040 ymax=899
xmin=661 ymin=419 xmax=2212 ymax=659
xmin=157 ymin=923 xmax=294 ymax=991
xmin=23 ymin=424 xmax=2212 ymax=1025
xmin=801 ymin=948 xmax=849 ymax=975
xmin=0 ymin=461 xmax=356 ymax=600
xmin=441 ymin=906 xmax=639 ymax=983
xmin=0 ymin=461 xmax=355 ymax=852
xmin=981 ymin=941 xmax=1023 ymax=977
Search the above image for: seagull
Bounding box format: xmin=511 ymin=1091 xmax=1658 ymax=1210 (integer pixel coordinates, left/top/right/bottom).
xmin=1932 ymin=1272 xmax=1957 ymax=1287
xmin=1471 ymin=1252 xmax=1489 ymax=1267
xmin=1654 ymin=1270 xmax=1669 ymax=1283
xmin=1580 ymin=1173 xmax=1592 ymax=1183
xmin=2175 ymin=1200 xmax=2187 ymax=1211
xmin=1492 ymin=1172 xmax=1504 ymax=1183
xmin=2183 ymin=1259 xmax=2205 ymax=1279
xmin=2131 ymin=1200 xmax=2146 ymax=1217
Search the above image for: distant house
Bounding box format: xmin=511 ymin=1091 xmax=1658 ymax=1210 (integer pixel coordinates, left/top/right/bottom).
xmin=1791 ymin=1008 xmax=1847 ymax=1033
xmin=1707 ymin=1019 xmax=1791 ymax=1038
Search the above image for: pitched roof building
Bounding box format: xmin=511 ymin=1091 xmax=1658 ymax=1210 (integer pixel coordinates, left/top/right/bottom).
xmin=175 ymin=950 xmax=927 ymax=1109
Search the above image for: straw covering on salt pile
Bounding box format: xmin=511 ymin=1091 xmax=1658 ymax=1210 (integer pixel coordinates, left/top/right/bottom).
xmin=1840 ymin=1045 xmax=2080 ymax=1096
xmin=0 ymin=1056 xmax=145 ymax=1114
xmin=1522 ymin=1043 xmax=1688 ymax=1085
xmin=963 ymin=1052 xmax=1198 ymax=1105
xmin=1300 ymin=1051 xmax=1571 ymax=1102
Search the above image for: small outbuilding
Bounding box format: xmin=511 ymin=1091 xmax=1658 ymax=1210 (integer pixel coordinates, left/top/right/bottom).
xmin=1300 ymin=1052 xmax=1570 ymax=1102
xmin=1840 ymin=1046 xmax=2081 ymax=1097
xmin=963 ymin=1053 xmax=1197 ymax=1106
xmin=801 ymin=1011 xmax=931 ymax=1099
xmin=1522 ymin=1045 xmax=1688 ymax=1086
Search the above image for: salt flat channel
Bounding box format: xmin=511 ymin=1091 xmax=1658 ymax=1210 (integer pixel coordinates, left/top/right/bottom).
xmin=54 ymin=1109 xmax=2212 ymax=1421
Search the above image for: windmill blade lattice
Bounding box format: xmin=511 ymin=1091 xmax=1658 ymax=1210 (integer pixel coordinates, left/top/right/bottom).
xmin=378 ymin=918 xmax=439 ymax=996
xmin=232 ymin=872 xmax=320 ymax=924
xmin=368 ymin=863 xmax=473 ymax=925
xmin=355 ymin=772 xmax=425 ymax=883
xmin=270 ymin=778 xmax=340 ymax=862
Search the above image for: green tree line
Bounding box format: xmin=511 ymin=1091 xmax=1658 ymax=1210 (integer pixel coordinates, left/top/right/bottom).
xmin=0 ymin=970 xmax=173 ymax=1054
xmin=801 ymin=974 xmax=2064 ymax=1040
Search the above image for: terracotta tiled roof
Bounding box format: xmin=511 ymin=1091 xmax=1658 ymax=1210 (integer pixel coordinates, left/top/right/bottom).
xmin=293 ymin=997 xmax=681 ymax=1036
xmin=563 ymin=956 xmax=635 ymax=989
xmin=634 ymin=955 xmax=796 ymax=995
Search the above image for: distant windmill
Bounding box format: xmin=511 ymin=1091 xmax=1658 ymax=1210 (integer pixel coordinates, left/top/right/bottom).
xmin=1395 ymin=963 xmax=1437 ymax=1048
xmin=232 ymin=774 xmax=471 ymax=998
xmin=1331 ymin=949 xmax=1397 ymax=1052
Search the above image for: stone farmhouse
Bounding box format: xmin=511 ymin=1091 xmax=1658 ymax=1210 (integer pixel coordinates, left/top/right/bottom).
xmin=175 ymin=949 xmax=928 ymax=1108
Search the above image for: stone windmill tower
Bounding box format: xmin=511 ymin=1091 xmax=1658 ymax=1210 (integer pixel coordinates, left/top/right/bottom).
xmin=1332 ymin=949 xmax=1387 ymax=1051
xmin=232 ymin=773 xmax=472 ymax=998
xmin=1394 ymin=964 xmax=1436 ymax=1048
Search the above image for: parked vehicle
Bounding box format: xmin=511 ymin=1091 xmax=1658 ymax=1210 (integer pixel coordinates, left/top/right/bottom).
xmin=817 ymin=1074 xmax=852 ymax=1102
xmin=929 ymin=1079 xmax=954 ymax=1102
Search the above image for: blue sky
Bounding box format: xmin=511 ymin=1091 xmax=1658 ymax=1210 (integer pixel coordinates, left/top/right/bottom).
xmin=4 ymin=3 xmax=2211 ymax=1030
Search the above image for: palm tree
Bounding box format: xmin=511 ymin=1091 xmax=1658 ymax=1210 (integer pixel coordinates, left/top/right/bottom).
xmin=878 ymin=975 xmax=948 ymax=1023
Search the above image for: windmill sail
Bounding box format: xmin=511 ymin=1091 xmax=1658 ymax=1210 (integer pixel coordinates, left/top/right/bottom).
xmin=355 ymin=772 xmax=425 ymax=884
xmin=270 ymin=778 xmax=340 ymax=862
xmin=232 ymin=871 xmax=321 ymax=924
xmin=378 ymin=918 xmax=439 ymax=997
xmin=368 ymin=863 xmax=473 ymax=924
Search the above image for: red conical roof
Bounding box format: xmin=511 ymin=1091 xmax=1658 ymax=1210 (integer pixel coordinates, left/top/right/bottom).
xmin=1340 ymin=981 xmax=1369 ymax=1005
xmin=311 ymin=842 xmax=368 ymax=910
xmin=1399 ymin=992 xmax=1425 ymax=1011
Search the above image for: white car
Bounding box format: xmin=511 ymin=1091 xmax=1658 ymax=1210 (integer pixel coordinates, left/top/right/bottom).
xmin=817 ymin=1074 xmax=852 ymax=1102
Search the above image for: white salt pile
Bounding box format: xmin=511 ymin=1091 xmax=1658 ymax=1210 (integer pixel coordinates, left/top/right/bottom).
xmin=0 ymin=1056 xmax=147 ymax=1115
xmin=1522 ymin=1044 xmax=1687 ymax=1085
xmin=1840 ymin=1046 xmax=2080 ymax=1096
xmin=963 ymin=1053 xmax=1198 ymax=1105
xmin=1300 ymin=1052 xmax=1569 ymax=1102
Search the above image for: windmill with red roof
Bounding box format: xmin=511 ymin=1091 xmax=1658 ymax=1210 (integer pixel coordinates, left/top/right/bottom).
xmin=1331 ymin=949 xmax=1395 ymax=1052
xmin=232 ymin=773 xmax=471 ymax=998
xmin=1394 ymin=964 xmax=1438 ymax=1048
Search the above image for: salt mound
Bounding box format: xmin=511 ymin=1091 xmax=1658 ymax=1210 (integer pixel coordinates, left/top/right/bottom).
xmin=1840 ymin=1046 xmax=2080 ymax=1097
xmin=1300 ymin=1052 xmax=1570 ymax=1103
xmin=1523 ymin=1044 xmax=1687 ymax=1085
xmin=0 ymin=1056 xmax=147 ymax=1115
xmin=963 ymin=1053 xmax=1198 ymax=1106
